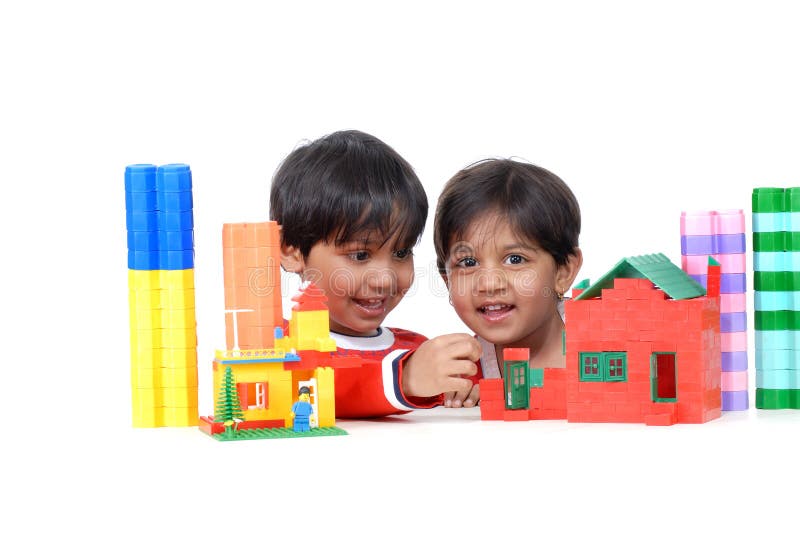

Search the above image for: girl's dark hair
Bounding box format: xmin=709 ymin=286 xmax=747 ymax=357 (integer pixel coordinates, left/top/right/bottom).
xmin=270 ymin=130 xmax=427 ymax=257
xmin=434 ymin=159 xmax=581 ymax=274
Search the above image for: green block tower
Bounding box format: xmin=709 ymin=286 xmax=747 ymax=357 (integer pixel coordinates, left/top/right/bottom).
xmin=752 ymin=188 xmax=800 ymax=409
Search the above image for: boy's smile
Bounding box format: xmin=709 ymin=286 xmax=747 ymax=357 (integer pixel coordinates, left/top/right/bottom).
xmin=287 ymin=230 xmax=414 ymax=337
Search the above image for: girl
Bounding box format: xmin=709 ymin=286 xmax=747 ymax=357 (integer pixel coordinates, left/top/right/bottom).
xmin=433 ymin=159 xmax=583 ymax=407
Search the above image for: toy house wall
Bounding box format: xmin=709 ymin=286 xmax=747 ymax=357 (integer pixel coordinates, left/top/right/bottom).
xmin=565 ymin=278 xmax=721 ymax=423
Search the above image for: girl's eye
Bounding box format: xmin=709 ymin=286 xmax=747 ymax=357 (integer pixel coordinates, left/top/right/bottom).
xmin=348 ymin=251 xmax=369 ymax=262
xmin=394 ymin=248 xmax=413 ymax=259
xmin=505 ymin=254 xmax=525 ymax=265
xmin=455 ymin=257 xmax=478 ymax=268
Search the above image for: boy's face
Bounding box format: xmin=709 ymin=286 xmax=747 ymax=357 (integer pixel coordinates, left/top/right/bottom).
xmin=288 ymin=230 xmax=415 ymax=336
xmin=443 ymin=214 xmax=569 ymax=350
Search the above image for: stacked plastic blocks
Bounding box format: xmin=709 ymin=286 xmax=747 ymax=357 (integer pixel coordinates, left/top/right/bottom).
xmin=126 ymin=164 xmax=198 ymax=426
xmin=680 ymin=210 xmax=748 ymax=410
xmin=752 ymin=188 xmax=800 ymax=409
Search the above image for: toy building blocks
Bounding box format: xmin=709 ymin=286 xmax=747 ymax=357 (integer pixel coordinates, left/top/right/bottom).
xmin=752 ymin=188 xmax=800 ymax=409
xmin=565 ymin=253 xmax=722 ymax=425
xmin=126 ymin=164 xmax=198 ymax=428
xmin=681 ymin=210 xmax=748 ymax=411
xmin=199 ymin=222 xmax=362 ymax=441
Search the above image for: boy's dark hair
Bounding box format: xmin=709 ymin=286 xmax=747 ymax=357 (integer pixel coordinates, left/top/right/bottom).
xmin=434 ymin=159 xmax=581 ymax=275
xmin=270 ymin=130 xmax=428 ymax=257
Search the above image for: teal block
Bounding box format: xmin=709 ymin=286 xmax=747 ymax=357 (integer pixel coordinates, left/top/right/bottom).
xmin=756 ymin=349 xmax=800 ymax=370
xmin=755 ymin=291 xmax=800 ymax=311
xmin=757 ymin=369 xmax=800 ymax=389
xmin=755 ymin=330 xmax=800 ymax=350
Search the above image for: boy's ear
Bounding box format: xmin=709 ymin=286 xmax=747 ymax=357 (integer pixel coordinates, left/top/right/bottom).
xmin=555 ymin=247 xmax=583 ymax=298
xmin=280 ymin=244 xmax=305 ymax=274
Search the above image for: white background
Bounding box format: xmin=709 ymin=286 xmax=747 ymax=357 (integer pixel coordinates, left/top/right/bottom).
xmin=2 ymin=1 xmax=799 ymax=534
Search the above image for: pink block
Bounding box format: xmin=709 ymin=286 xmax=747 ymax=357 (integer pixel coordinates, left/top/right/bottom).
xmin=682 ymin=253 xmax=746 ymax=275
xmin=720 ymin=293 xmax=747 ymax=314
xmin=721 ymin=370 xmax=748 ymax=391
xmin=680 ymin=209 xmax=745 ymax=236
xmin=722 ymin=331 xmax=747 ymax=353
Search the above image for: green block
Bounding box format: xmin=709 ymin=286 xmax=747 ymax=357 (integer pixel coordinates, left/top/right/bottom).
xmin=788 ymin=188 xmax=800 ymax=212
xmin=755 ymin=388 xmax=800 ymax=409
xmin=753 ymin=232 xmax=800 ymax=252
xmin=755 ymin=310 xmax=800 ymax=331
xmin=754 ymin=271 xmax=800 ymax=291
xmin=753 ymin=188 xmax=786 ymax=213
xmin=210 ymin=426 xmax=348 ymax=441
xmin=530 ymin=368 xmax=544 ymax=388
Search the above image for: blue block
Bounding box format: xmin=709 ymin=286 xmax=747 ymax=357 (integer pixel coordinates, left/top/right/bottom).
xmin=752 ymin=211 xmax=800 ymax=233
xmin=156 ymin=190 xmax=193 ymax=211
xmin=127 ymin=231 xmax=159 ymax=251
xmin=158 ymin=230 xmax=194 ymax=251
xmin=755 ymin=349 xmax=800 ymax=370
xmin=754 ymin=290 xmax=800 ymax=311
xmin=755 ymin=330 xmax=800 ymax=350
xmin=159 ymin=249 xmax=194 ymax=270
xmin=681 ymin=234 xmax=745 ymax=255
xmin=125 ymin=191 xmax=158 ymax=212
xmin=753 ymin=251 xmax=800 ymax=272
xmin=157 ymin=210 xmax=193 ymax=231
xmin=721 ymin=390 xmax=748 ymax=411
xmin=128 ymin=250 xmax=160 ymax=270
xmin=720 ymin=312 xmax=747 ymax=333
xmin=689 ymin=273 xmax=746 ymax=293
xmin=126 ymin=210 xmax=159 ymax=231
xmin=757 ymin=369 xmax=800 ymax=389
xmin=125 ymin=164 xmax=157 ymax=192
xmin=156 ymin=164 xmax=192 ymax=191
xmin=722 ymin=351 xmax=748 ymax=372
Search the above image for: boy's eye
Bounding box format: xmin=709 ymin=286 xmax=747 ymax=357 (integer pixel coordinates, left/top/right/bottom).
xmin=455 ymin=257 xmax=478 ymax=268
xmin=394 ymin=248 xmax=413 ymax=259
xmin=505 ymin=254 xmax=525 ymax=265
xmin=348 ymin=251 xmax=370 ymax=262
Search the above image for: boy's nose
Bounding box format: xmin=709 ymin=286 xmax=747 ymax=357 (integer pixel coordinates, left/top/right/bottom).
xmin=364 ymin=266 xmax=397 ymax=292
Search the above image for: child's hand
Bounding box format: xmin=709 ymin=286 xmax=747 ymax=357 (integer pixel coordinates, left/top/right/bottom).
xmin=444 ymin=382 xmax=480 ymax=408
xmin=402 ymin=334 xmax=481 ymax=399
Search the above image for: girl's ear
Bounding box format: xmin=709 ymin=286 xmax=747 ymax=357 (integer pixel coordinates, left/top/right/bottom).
xmin=280 ymin=244 xmax=305 ymax=274
xmin=555 ymin=247 xmax=583 ymax=298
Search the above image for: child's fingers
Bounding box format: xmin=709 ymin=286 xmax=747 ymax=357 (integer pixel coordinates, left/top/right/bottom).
xmin=445 ymin=359 xmax=478 ymax=378
xmin=462 ymin=384 xmax=480 ymax=408
xmin=448 ymin=382 xmax=474 ymax=408
xmin=444 ymin=376 xmax=473 ymax=396
xmin=443 ymin=391 xmax=455 ymax=408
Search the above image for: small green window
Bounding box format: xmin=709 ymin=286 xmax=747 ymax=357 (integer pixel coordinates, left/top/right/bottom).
xmin=580 ymin=353 xmax=603 ymax=381
xmin=579 ymin=351 xmax=627 ymax=382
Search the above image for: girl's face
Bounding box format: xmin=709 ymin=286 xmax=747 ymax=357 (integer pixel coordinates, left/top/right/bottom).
xmin=443 ymin=212 xmax=568 ymax=349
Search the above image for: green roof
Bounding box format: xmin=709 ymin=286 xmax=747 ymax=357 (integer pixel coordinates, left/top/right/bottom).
xmin=573 ymin=253 xmax=707 ymax=301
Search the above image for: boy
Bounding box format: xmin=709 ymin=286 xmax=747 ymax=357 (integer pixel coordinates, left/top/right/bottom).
xmin=270 ymin=130 xmax=480 ymax=418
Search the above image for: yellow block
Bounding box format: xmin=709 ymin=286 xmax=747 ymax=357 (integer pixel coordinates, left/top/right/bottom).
xmin=161 ymin=288 xmax=195 ymax=308
xmin=132 ymin=405 xmax=163 ymax=428
xmin=161 ymin=269 xmax=195 ymax=290
xmin=162 ymin=387 xmax=198 ymax=408
xmin=129 ymin=309 xmax=162 ymax=330
xmin=132 ymin=387 xmax=162 ymax=408
xmin=128 ymin=270 xmax=162 ymax=290
xmin=161 ymin=328 xmax=197 ymax=348
xmin=131 ymin=347 xmax=162 ymax=368
xmin=129 ymin=289 xmax=162 ymax=310
xmin=160 ymin=308 xmax=196 ymax=329
xmin=130 ymin=329 xmax=161 ymax=352
xmin=315 ymin=367 xmax=336 ymax=427
xmin=163 ymin=406 xmax=199 ymax=427
xmin=160 ymin=348 xmax=197 ymax=368
xmin=131 ymin=367 xmax=198 ymax=389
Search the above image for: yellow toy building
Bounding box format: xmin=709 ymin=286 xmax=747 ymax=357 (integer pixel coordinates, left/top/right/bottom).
xmin=199 ymin=222 xmax=359 ymax=440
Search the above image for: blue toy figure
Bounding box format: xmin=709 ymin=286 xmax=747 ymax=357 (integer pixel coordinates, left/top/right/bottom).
xmin=291 ymin=386 xmax=315 ymax=432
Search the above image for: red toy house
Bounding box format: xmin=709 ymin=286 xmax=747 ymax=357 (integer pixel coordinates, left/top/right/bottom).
xmin=564 ymin=253 xmax=722 ymax=426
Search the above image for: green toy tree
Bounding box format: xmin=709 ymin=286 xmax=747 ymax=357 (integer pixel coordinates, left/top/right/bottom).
xmin=214 ymin=366 xmax=245 ymax=436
